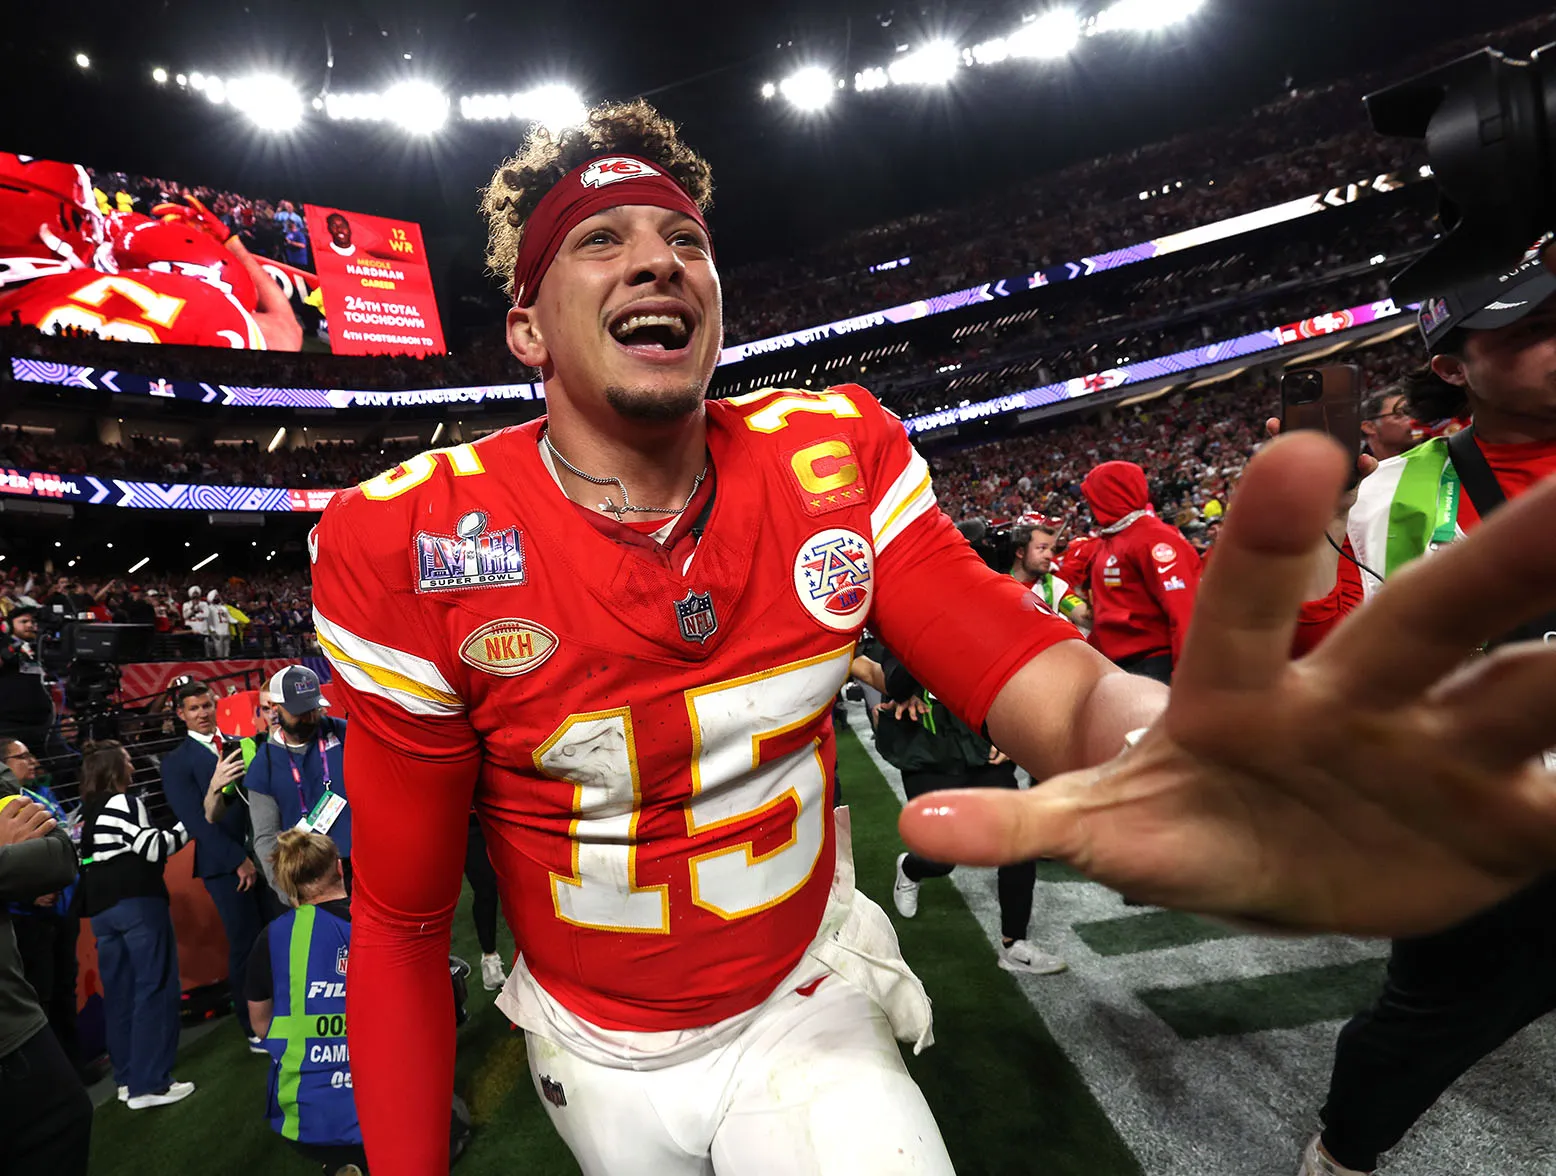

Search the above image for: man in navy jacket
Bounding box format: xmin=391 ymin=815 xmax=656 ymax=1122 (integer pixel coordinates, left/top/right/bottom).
xmin=159 ymin=681 xmax=270 ymax=1051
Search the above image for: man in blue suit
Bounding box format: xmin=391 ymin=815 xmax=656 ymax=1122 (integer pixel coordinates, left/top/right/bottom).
xmin=159 ymin=681 xmax=270 ymax=1052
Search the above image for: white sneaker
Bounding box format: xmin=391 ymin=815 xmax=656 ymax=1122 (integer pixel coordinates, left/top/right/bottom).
xmin=481 ymin=952 xmax=507 ymax=991
xmin=246 ymin=1034 xmax=268 ymax=1055
xmin=117 ymin=1085 xmax=128 ymax=1102
xmin=999 ymin=939 xmax=1068 ymax=975
xmin=892 ymin=853 xmax=920 ymax=918
xmin=1297 ymin=1134 xmax=1372 ymax=1175
xmin=126 ymin=1080 xmax=195 ymax=1110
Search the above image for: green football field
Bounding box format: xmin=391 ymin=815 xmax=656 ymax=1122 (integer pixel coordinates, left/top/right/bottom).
xmin=87 ymin=715 xmax=1553 ymax=1175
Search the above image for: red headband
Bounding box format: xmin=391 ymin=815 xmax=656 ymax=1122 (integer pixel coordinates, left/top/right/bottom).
xmin=510 ymin=154 xmax=711 ymax=307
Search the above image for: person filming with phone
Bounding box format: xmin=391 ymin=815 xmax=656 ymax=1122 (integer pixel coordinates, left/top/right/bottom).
xmin=159 ymin=681 xmax=272 ymax=1054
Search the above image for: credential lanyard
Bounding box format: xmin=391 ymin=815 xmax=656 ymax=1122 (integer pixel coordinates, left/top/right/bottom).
xmin=286 ymin=732 xmax=333 ymax=815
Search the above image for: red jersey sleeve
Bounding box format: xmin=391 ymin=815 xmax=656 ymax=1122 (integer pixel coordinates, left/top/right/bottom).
xmin=1291 ymin=535 xmax=1365 ymax=657
xmin=311 ymin=484 xmax=481 ymax=1176
xmin=835 ymin=386 xmax=1081 ymax=730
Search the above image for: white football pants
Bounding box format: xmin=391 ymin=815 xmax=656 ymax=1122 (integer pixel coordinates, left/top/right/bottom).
xmin=524 ymin=971 xmax=956 ymax=1176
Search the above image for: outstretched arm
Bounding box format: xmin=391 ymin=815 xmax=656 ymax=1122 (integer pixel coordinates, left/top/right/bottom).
xmin=902 ymin=432 xmax=1556 ymax=937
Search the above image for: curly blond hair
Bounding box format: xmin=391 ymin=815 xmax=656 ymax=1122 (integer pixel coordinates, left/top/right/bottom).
xmin=480 ymin=99 xmax=714 ymax=299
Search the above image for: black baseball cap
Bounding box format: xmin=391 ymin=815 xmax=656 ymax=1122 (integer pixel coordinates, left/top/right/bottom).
xmin=1419 ymin=248 xmax=1556 ymax=353
xmin=268 ymin=665 xmax=331 ymax=716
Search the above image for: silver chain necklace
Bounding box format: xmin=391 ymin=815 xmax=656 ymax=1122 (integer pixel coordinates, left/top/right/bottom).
xmin=543 ymin=432 xmax=708 ymax=522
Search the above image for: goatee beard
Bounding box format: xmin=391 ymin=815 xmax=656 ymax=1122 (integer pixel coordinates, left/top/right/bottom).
xmin=603 ymin=383 xmax=706 ymax=422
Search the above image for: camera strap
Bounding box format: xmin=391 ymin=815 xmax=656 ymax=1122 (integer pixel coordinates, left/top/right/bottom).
xmin=1446 ymin=426 xmax=1556 ymax=648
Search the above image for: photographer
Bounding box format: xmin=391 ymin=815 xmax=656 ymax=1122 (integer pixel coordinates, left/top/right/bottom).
xmin=159 ymin=681 xmax=272 ymax=1053
xmin=245 ymin=667 xmax=350 ymax=903
xmin=1295 ymin=256 xmax=1556 ymax=1176
xmin=246 ymin=831 xmax=469 ymax=1176
xmin=0 ymin=606 xmax=57 ymax=758
xmin=0 ymin=772 xmax=89 ymax=1174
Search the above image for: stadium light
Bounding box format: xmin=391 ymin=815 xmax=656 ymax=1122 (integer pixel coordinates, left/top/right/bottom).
xmin=189 ymin=71 xmax=206 ymax=91
xmin=460 ymin=93 xmax=509 ymax=120
xmin=1009 ymin=8 xmax=1082 ymax=58
xmin=176 ymin=73 xmax=188 ymax=86
xmin=266 ymin=426 xmax=287 ymax=453
xmin=514 ymin=84 xmax=587 ymax=133
xmin=760 ymin=81 xmax=777 ymax=99
xmin=151 ymin=67 xmax=168 ymax=84
xmin=127 ymin=557 xmax=149 ymax=574
xmin=75 ymin=53 xmax=90 ymax=69
xmin=325 ymin=91 xmax=384 ymax=121
xmin=228 ymin=74 xmax=304 ymax=132
xmin=1095 ymin=0 xmax=1204 ymax=33
xmin=887 ymin=41 xmax=960 ymax=86
xmin=384 ymin=80 xmax=450 ymax=134
xmin=191 ymin=552 xmax=219 ymax=572
xmin=779 ymin=67 xmax=837 ymax=112
xmin=204 ymin=75 xmax=226 ymax=104
xmin=854 ymin=66 xmax=890 ymax=92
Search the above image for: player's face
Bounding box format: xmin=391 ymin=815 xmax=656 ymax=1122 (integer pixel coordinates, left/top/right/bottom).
xmin=509 ymin=204 xmax=722 ymax=423
xmin=1021 ymin=531 xmax=1056 ymax=576
xmin=1434 ymin=295 xmax=1556 ymax=422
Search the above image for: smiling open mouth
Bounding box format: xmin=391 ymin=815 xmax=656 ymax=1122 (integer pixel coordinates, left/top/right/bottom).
xmin=609 ymin=310 xmax=692 ymax=352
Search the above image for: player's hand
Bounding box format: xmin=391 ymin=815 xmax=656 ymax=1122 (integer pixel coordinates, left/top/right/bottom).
xmin=236 ymin=858 xmax=257 ymax=893
xmin=988 ymin=746 xmax=1011 ymax=766
xmin=900 ymin=431 xmax=1556 ymax=938
xmin=152 ymin=193 xmax=234 ymax=244
xmin=33 ymin=892 xmax=58 ymax=907
xmin=0 ymin=798 xmax=57 ymax=846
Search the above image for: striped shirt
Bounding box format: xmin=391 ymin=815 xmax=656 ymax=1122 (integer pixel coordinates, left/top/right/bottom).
xmin=80 ymin=793 xmax=189 ymax=915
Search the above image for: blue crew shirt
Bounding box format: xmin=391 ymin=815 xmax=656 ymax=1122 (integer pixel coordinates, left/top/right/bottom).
xmin=245 ymin=717 xmax=351 ymax=859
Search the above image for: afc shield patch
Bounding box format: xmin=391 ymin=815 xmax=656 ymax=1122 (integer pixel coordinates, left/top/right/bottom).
xmin=675 ymin=590 xmax=719 ymax=644
xmin=793 ymin=527 xmax=874 ymax=632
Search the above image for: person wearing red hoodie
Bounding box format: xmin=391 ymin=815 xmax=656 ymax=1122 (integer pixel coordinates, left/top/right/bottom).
xmin=1079 ymin=461 xmax=1202 ymax=683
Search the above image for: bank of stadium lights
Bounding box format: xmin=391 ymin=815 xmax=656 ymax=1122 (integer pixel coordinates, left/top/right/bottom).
xmin=970 ymin=8 xmax=1081 ymax=64
xmin=459 ymin=85 xmax=588 ymax=132
xmin=1095 ymin=0 xmax=1205 ymax=34
xmin=228 ymin=74 xmax=305 ymax=133
xmin=776 ymin=67 xmax=840 ymax=113
xmin=888 ymin=40 xmax=961 ymax=86
xmin=325 ymin=81 xmax=450 ymax=132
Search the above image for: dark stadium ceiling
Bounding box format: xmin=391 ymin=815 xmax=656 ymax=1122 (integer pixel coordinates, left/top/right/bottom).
xmin=1 ymin=0 xmax=1548 ymax=311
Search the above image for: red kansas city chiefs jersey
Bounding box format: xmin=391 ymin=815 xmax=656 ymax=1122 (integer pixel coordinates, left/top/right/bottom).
xmin=311 ymin=386 xmax=1076 ymax=1031
xmin=0 ymin=269 xmax=265 ymax=347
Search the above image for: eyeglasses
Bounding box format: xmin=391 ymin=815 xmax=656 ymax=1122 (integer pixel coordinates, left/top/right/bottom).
xmin=1368 ymin=409 xmax=1411 ymax=422
xmin=2 ymin=751 xmax=38 ymax=763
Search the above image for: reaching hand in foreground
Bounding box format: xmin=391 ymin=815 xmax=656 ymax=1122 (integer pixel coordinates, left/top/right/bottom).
xmin=901 ymin=432 xmax=1556 ymax=937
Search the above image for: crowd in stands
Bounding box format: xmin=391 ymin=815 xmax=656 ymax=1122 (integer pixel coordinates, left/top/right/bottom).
xmin=930 ymin=333 xmax=1423 ymax=550
xmin=0 ymin=427 xmax=420 ymax=488
xmin=0 ymin=570 xmax=317 ymax=668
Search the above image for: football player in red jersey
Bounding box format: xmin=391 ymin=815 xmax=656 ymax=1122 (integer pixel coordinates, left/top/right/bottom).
xmin=0 ymin=153 xmax=112 ymax=288
xmin=311 ymin=101 xmax=1556 ymax=1176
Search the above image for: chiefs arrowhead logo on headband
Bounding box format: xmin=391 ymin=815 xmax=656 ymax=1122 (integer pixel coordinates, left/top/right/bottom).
xmin=581 ymin=156 xmax=663 ymax=188
xmin=512 ymin=153 xmax=711 ymax=307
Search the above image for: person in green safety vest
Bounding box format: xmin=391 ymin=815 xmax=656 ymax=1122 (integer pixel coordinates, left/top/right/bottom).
xmin=246 ymin=830 xmax=471 ymax=1176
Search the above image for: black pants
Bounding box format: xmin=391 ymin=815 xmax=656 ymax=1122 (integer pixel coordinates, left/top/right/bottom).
xmin=1117 ymin=651 xmax=1173 ymax=684
xmin=463 ymin=817 xmax=499 ymax=956
xmin=1319 ymin=874 xmax=1556 ymax=1172
xmin=203 ymin=870 xmax=272 ymax=1038
xmin=11 ymin=914 xmax=80 ymax=1070
xmin=900 ymin=763 xmax=1037 ymax=942
xmin=0 ymin=1024 xmax=92 ymax=1176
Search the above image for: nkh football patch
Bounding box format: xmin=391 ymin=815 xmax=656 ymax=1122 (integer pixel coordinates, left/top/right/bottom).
xmin=793 ymin=527 xmax=874 ymax=632
xmin=459 ymin=618 xmax=559 ymax=677
xmin=416 ymin=509 xmax=527 ymax=592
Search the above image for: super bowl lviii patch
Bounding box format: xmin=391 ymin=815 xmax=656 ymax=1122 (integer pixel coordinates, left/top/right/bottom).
xmin=417 ymin=510 xmax=526 ymax=593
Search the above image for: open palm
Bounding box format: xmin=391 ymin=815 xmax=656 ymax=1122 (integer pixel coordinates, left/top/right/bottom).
xmin=900 ymin=433 xmax=1556 ymax=937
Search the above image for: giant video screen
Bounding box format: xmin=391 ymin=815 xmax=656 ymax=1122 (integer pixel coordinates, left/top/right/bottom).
xmin=0 ymin=152 xmax=445 ymax=357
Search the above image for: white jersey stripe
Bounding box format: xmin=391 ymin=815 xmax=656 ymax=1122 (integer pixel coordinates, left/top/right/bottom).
xmin=314 ymin=608 xmax=463 ymax=717
xmin=871 ymin=450 xmax=938 ymax=556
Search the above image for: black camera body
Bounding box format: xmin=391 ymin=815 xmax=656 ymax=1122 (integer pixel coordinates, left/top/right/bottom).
xmin=1367 ymin=44 xmax=1556 ymax=301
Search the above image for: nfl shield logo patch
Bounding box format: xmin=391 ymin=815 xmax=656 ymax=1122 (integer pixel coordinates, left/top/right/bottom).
xmin=335 ymin=946 xmax=348 ymax=977
xmin=675 ymin=590 xmax=718 ymax=644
